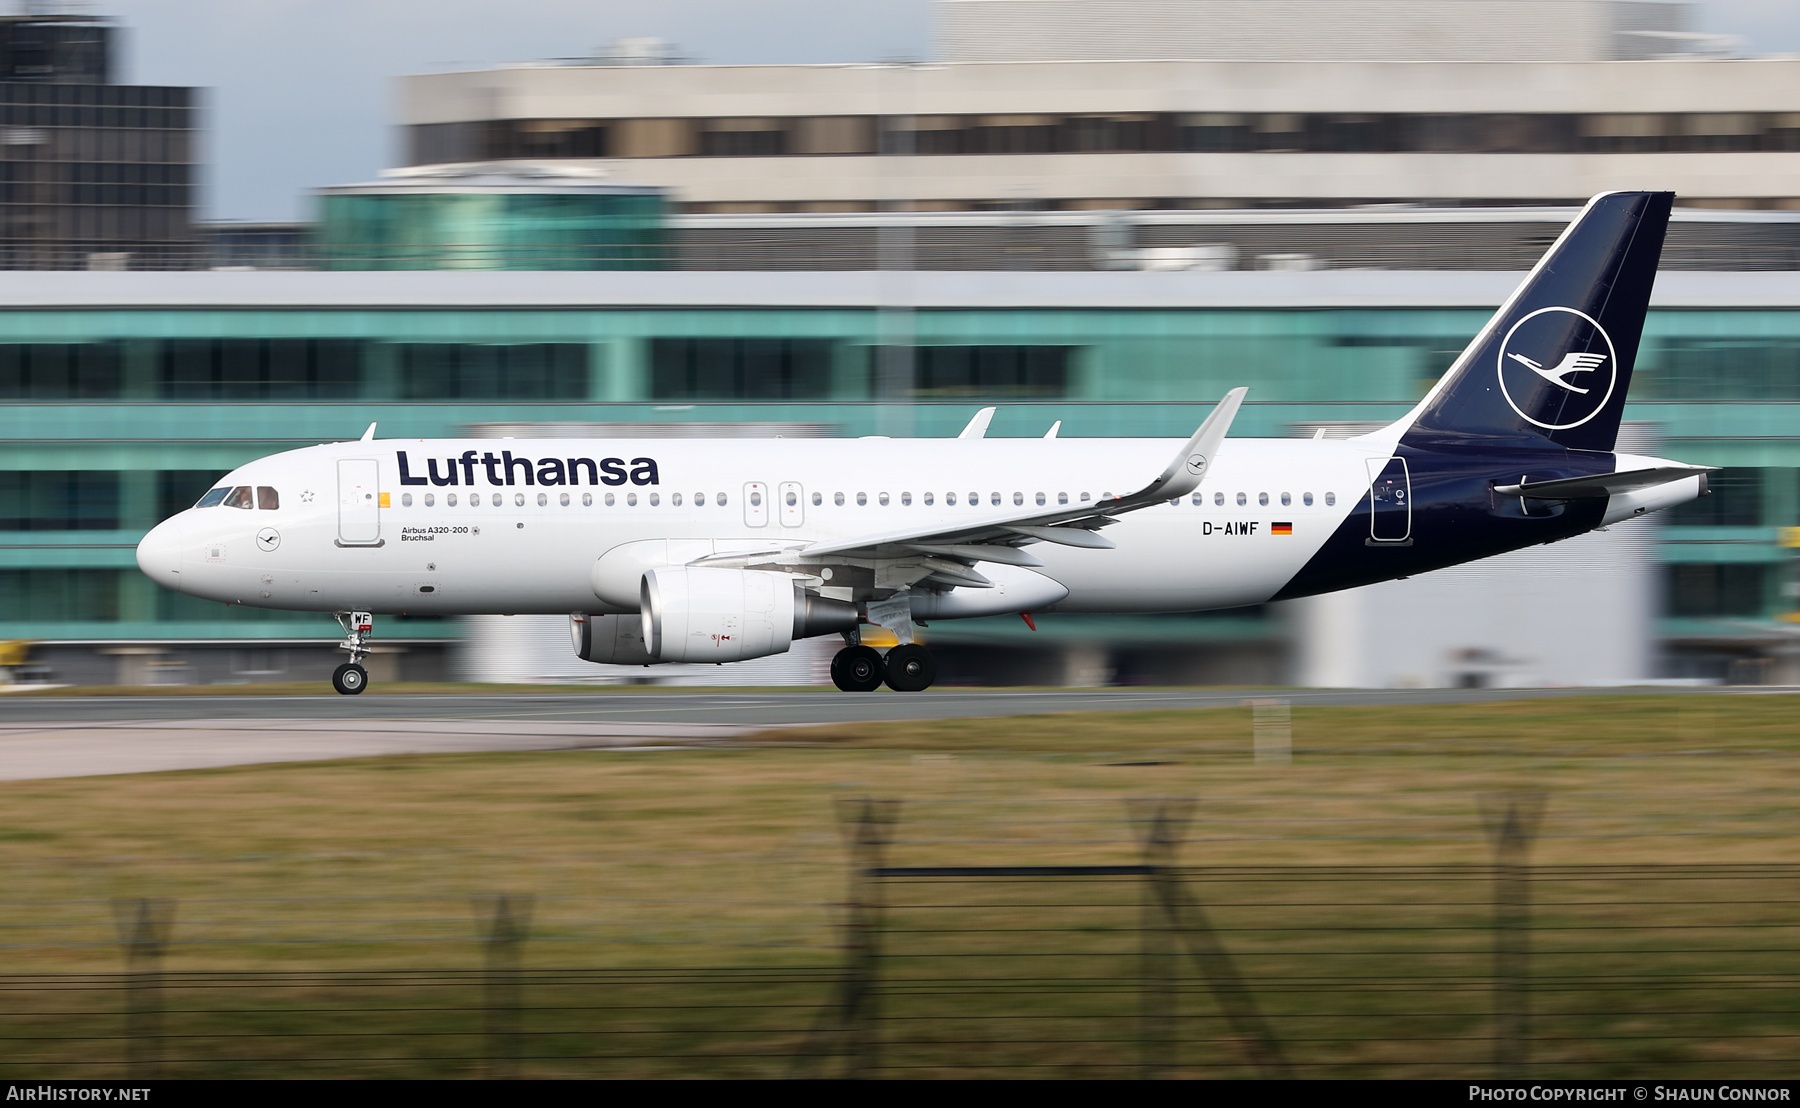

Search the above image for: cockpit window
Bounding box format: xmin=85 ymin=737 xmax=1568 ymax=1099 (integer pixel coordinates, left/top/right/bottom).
xmin=257 ymin=486 xmax=279 ymax=510
xmin=195 ymin=487 xmax=229 ymax=508
xmin=223 ymin=486 xmax=255 ymax=509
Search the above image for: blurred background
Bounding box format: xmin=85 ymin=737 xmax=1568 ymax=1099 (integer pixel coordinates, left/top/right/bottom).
xmin=4 ymin=0 xmax=1800 ymax=688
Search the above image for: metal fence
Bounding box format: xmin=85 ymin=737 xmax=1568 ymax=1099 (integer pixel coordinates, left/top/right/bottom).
xmin=0 ymin=796 xmax=1794 ymax=1079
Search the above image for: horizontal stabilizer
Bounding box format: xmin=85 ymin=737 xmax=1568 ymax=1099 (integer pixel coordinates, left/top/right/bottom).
xmin=1495 ymin=465 xmax=1716 ymax=501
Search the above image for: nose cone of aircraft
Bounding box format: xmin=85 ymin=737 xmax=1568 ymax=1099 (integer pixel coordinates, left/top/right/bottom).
xmin=136 ymin=517 xmax=184 ymax=585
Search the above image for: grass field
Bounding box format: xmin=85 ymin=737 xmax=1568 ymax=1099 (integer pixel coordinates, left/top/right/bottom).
xmin=0 ymin=693 xmax=1794 ymax=1077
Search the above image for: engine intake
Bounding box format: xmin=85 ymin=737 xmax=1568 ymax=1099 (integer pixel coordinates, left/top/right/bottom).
xmin=641 ymin=567 xmax=792 ymax=663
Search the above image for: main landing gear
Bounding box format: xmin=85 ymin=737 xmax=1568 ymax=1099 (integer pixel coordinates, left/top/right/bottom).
xmin=332 ymin=610 xmax=373 ymax=696
xmin=831 ymin=642 xmax=939 ymax=693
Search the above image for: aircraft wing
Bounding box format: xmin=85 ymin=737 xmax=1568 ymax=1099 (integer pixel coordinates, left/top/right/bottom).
xmin=1494 ymin=464 xmax=1717 ymax=501
xmin=797 ymin=388 xmax=1247 ymax=565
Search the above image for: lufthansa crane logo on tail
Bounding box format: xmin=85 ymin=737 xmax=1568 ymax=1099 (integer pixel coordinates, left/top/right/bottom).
xmin=1497 ymin=306 xmax=1617 ymax=431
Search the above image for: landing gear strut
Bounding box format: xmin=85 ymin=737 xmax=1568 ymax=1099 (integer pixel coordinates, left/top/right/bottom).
xmin=332 ymin=610 xmax=373 ymax=696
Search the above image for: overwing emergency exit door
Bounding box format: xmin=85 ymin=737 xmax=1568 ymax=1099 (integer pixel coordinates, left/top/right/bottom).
xmin=1365 ymin=456 xmax=1411 ymax=544
xmin=337 ymin=458 xmax=382 ymax=545
xmin=744 ymin=482 xmax=769 ymax=527
xmin=779 ymin=482 xmax=804 ymax=526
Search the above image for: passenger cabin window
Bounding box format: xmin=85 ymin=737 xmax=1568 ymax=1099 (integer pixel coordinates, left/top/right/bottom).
xmin=195 ymin=487 xmax=229 ymax=508
xmin=257 ymin=486 xmax=279 ymax=510
xmin=223 ymin=486 xmax=254 ymax=509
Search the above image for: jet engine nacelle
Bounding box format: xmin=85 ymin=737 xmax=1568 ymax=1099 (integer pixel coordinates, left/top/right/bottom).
xmin=640 ymin=567 xmax=804 ymax=663
xmin=571 ymin=612 xmax=660 ymax=665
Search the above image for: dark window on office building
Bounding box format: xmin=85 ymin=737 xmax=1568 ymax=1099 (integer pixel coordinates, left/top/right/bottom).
xmin=0 ymin=341 xmax=120 ymax=398
xmin=1648 ymin=338 xmax=1800 ymax=401
xmin=698 ymin=121 xmax=786 ymax=157
xmin=912 ymin=345 xmax=1070 ymax=398
xmin=157 ymin=470 xmax=219 ymax=521
xmin=0 ymin=568 xmax=117 ymax=621
xmin=1665 ymin=564 xmax=1767 ymax=618
xmin=398 ymin=343 xmax=587 ymax=400
xmin=651 ymin=338 xmax=833 ymax=400
xmin=412 ymin=111 xmax=1800 ymax=168
xmin=0 ymin=16 xmax=110 ymax=84
xmin=0 ymin=470 xmax=117 ymax=530
xmin=159 ymin=339 xmax=363 ymax=400
xmin=1670 ymin=468 xmax=1763 ymax=526
xmin=411 ymin=120 xmax=607 ymax=163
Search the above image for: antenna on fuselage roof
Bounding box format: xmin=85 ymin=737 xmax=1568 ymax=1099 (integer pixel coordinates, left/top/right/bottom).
xmin=1044 ymin=420 xmax=1061 ymax=439
xmin=957 ymin=407 xmax=996 ymax=439
xmin=359 ymin=422 xmax=376 ymax=442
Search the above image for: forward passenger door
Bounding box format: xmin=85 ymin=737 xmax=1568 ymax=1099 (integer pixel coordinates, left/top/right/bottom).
xmin=337 ymin=459 xmax=381 ymax=546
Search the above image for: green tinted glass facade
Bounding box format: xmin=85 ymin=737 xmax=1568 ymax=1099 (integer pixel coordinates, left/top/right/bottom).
xmin=2 ymin=298 xmax=1797 ymax=647
xmin=315 ymin=190 xmax=666 ymax=271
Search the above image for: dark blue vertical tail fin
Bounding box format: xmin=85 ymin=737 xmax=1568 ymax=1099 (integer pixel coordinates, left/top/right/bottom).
xmin=1398 ymin=191 xmax=1673 ymax=453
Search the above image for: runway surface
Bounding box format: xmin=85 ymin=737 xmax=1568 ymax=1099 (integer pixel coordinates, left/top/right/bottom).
xmin=0 ymin=685 xmax=1783 ymax=781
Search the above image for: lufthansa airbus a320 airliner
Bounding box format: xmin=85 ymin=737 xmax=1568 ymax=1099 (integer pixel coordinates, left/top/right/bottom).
xmin=135 ymin=191 xmax=1710 ymax=695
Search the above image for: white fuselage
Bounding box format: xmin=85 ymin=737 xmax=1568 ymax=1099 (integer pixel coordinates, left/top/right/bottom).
xmin=136 ymin=436 xmax=1378 ymax=617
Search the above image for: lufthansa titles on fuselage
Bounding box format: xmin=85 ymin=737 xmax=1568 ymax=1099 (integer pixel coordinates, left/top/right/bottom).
xmin=396 ymin=450 xmax=659 ymax=488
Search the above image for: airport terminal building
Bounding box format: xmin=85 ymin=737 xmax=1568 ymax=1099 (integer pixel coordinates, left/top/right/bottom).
xmin=4 ymin=251 xmax=1799 ymax=687
xmin=8 ymin=0 xmax=1800 ymax=688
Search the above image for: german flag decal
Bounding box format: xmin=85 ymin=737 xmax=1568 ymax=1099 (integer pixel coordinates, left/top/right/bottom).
xmin=1271 ymin=522 xmax=1293 ymax=535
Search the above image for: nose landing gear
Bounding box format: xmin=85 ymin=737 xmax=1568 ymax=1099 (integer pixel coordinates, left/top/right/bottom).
xmin=331 ymin=610 xmax=373 ymax=695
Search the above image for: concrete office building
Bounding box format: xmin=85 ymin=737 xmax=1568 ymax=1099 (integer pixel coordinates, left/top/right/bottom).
xmin=400 ymin=0 xmax=1796 ymax=216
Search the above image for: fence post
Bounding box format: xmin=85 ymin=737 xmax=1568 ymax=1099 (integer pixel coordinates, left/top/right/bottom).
xmin=1130 ymin=798 xmax=1290 ymax=1079
xmin=475 ymin=893 xmax=534 ymax=1080
xmin=835 ymin=797 xmax=899 ymax=1078
xmin=1130 ymin=798 xmax=1187 ymax=1079
xmin=1482 ymin=792 xmax=1545 ymax=1080
xmin=111 ymin=898 xmax=173 ymax=1079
